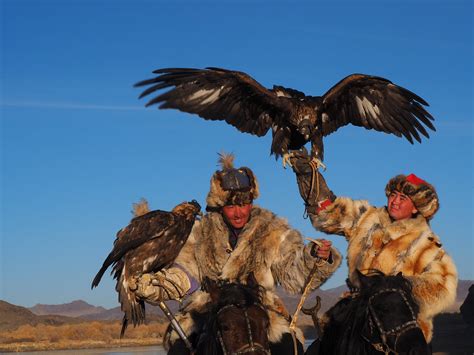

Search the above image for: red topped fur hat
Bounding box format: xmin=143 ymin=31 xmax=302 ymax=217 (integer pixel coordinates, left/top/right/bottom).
xmin=206 ymin=153 xmax=259 ymax=210
xmin=385 ymin=174 xmax=439 ymax=220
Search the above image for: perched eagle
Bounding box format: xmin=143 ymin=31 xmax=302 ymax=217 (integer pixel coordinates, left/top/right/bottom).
xmin=135 ymin=67 xmax=435 ymax=168
xmin=91 ymin=199 xmax=201 ymax=337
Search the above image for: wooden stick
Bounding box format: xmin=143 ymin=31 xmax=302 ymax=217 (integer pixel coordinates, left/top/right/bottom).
xmin=290 ymin=239 xmax=326 ymax=331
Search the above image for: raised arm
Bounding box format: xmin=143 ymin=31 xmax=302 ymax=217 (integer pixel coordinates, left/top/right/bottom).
xmin=290 ymin=151 xmax=371 ymax=239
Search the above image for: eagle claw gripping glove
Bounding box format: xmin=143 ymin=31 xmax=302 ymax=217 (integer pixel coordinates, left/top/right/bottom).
xmin=290 ymin=149 xmax=335 ymax=214
xmin=134 ymin=267 xmax=191 ymax=304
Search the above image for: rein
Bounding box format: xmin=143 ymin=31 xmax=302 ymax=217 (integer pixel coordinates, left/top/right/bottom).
xmin=363 ymin=287 xmax=420 ymax=354
xmin=215 ymin=303 xmax=270 ymax=355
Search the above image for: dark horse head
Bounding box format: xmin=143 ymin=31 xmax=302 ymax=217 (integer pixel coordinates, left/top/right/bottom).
xmin=315 ymin=270 xmax=430 ymax=355
xmin=196 ymin=273 xmax=271 ymax=355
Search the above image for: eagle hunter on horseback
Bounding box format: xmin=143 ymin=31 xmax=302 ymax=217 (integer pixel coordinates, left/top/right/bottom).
xmin=133 ymin=153 xmax=341 ymax=354
xmin=290 ymin=149 xmax=458 ymax=353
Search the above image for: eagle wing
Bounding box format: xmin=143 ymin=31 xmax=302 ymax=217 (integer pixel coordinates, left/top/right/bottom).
xmin=135 ymin=67 xmax=286 ymax=137
xmin=318 ymin=74 xmax=435 ymax=143
xmin=91 ymin=210 xmax=175 ymax=288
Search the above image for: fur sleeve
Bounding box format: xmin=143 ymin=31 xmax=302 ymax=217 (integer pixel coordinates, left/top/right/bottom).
xmin=271 ymin=227 xmax=342 ymax=294
xmin=309 ymin=197 xmax=372 ymax=239
xmin=174 ymin=220 xmax=201 ymax=281
xmin=408 ymin=245 xmax=458 ymax=319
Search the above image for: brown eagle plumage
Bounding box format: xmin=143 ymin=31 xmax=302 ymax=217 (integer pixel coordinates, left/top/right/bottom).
xmin=135 ymin=67 xmax=435 ymax=166
xmin=91 ymin=199 xmax=201 ymax=337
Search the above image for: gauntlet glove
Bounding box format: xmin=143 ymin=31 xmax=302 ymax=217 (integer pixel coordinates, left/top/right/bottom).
xmin=290 ymin=149 xmax=335 ymax=214
xmin=133 ymin=267 xmax=192 ymax=304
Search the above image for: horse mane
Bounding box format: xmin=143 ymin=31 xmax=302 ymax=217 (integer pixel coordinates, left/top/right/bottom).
xmin=195 ymin=281 xmax=266 ymax=355
xmin=322 ymin=270 xmax=420 ymax=354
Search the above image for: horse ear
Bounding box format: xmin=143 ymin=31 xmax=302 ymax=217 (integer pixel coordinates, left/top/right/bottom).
xmin=396 ymin=271 xmax=404 ymax=278
xmin=246 ymin=272 xmax=259 ymax=288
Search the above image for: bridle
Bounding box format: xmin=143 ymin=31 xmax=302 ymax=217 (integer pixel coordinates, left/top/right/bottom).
xmin=215 ymin=303 xmax=271 ymax=355
xmin=363 ymin=287 xmax=420 ymax=355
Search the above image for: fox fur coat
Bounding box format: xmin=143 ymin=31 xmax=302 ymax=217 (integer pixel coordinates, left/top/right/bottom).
xmin=168 ymin=205 xmax=342 ymax=345
xmin=309 ymin=197 xmax=457 ymax=342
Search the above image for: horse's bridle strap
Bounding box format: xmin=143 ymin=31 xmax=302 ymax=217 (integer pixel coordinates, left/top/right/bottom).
xmin=366 ymin=287 xmax=420 ymax=354
xmin=217 ymin=303 xmax=270 ymax=355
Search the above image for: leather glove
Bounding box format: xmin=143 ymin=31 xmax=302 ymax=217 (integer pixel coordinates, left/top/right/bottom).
xmin=133 ymin=267 xmax=192 ymax=304
xmin=290 ymin=148 xmax=335 ymax=214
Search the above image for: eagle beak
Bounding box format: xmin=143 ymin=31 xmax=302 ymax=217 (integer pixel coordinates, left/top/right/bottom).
xmin=299 ymin=122 xmax=312 ymax=140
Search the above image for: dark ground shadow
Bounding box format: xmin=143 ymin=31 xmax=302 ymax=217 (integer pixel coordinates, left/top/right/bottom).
xmin=431 ymin=313 xmax=473 ymax=354
xmin=301 ymin=313 xmax=474 ymax=355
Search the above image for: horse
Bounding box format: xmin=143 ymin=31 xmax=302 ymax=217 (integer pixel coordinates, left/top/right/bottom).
xmin=305 ymin=270 xmax=431 ymax=355
xmin=165 ymin=274 xmax=271 ymax=355
xmin=195 ymin=276 xmax=271 ymax=355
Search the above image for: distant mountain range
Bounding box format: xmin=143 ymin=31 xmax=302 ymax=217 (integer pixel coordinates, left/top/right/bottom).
xmin=0 ymin=280 xmax=470 ymax=332
xmin=29 ymin=300 xmax=107 ymax=318
xmin=0 ymin=300 xmax=82 ymax=331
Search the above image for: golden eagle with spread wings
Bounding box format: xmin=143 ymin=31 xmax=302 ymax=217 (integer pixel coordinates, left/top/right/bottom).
xmin=91 ymin=199 xmax=201 ymax=337
xmin=135 ymin=68 xmax=435 ymax=168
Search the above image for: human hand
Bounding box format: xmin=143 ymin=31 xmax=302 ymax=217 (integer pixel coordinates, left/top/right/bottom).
xmin=311 ymin=239 xmax=332 ymax=260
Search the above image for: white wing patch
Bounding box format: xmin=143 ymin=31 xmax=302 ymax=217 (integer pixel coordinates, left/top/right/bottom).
xmin=188 ymin=86 xmax=224 ymax=105
xmin=355 ymin=96 xmax=380 ymax=119
xmin=274 ymin=89 xmax=291 ymax=98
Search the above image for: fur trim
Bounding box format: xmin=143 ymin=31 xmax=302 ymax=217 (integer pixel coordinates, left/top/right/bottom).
xmin=132 ymin=198 xmax=150 ymax=217
xmin=385 ymin=174 xmax=439 ymax=220
xmin=206 ymin=153 xmax=260 ymax=208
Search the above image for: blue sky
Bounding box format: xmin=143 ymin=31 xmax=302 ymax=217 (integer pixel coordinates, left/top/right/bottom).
xmin=1 ymin=0 xmax=472 ymax=309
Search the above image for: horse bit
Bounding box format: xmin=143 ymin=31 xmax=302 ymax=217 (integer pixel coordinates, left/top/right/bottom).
xmin=216 ymin=303 xmax=271 ymax=355
xmin=364 ymin=288 xmax=420 ymax=355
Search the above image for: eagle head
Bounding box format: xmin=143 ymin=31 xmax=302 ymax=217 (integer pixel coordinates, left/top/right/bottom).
xmin=295 ymin=106 xmax=316 ymax=141
xmin=172 ymin=199 xmax=202 ymax=220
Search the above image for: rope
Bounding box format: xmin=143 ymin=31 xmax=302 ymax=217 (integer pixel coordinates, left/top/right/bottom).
xmin=303 ymin=160 xmax=320 ymax=219
xmin=290 ymin=237 xmax=326 ymax=346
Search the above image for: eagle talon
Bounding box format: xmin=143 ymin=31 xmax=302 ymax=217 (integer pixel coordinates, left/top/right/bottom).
xmin=310 ymin=157 xmax=326 ymax=171
xmin=282 ymin=153 xmax=294 ymax=169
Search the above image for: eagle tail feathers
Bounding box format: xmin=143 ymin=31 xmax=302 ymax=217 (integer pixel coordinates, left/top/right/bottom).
xmin=117 ymin=273 xmax=146 ymax=338
xmin=120 ymin=316 xmax=128 ymax=339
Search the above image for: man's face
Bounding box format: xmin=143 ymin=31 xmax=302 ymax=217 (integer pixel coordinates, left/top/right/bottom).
xmin=222 ymin=204 xmax=252 ymax=229
xmin=387 ymin=191 xmax=418 ymax=220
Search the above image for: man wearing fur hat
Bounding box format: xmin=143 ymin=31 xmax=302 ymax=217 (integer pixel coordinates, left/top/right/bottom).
xmin=289 ymin=151 xmax=457 ymax=343
xmin=137 ymin=153 xmax=342 ymax=354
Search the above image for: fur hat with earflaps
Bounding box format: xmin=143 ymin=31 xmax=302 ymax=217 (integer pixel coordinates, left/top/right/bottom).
xmin=385 ymin=173 xmax=439 ymax=220
xmin=206 ymin=152 xmax=259 ymax=211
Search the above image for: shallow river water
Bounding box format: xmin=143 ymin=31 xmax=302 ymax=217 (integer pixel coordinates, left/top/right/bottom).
xmin=1 ymin=340 xmax=317 ymax=354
